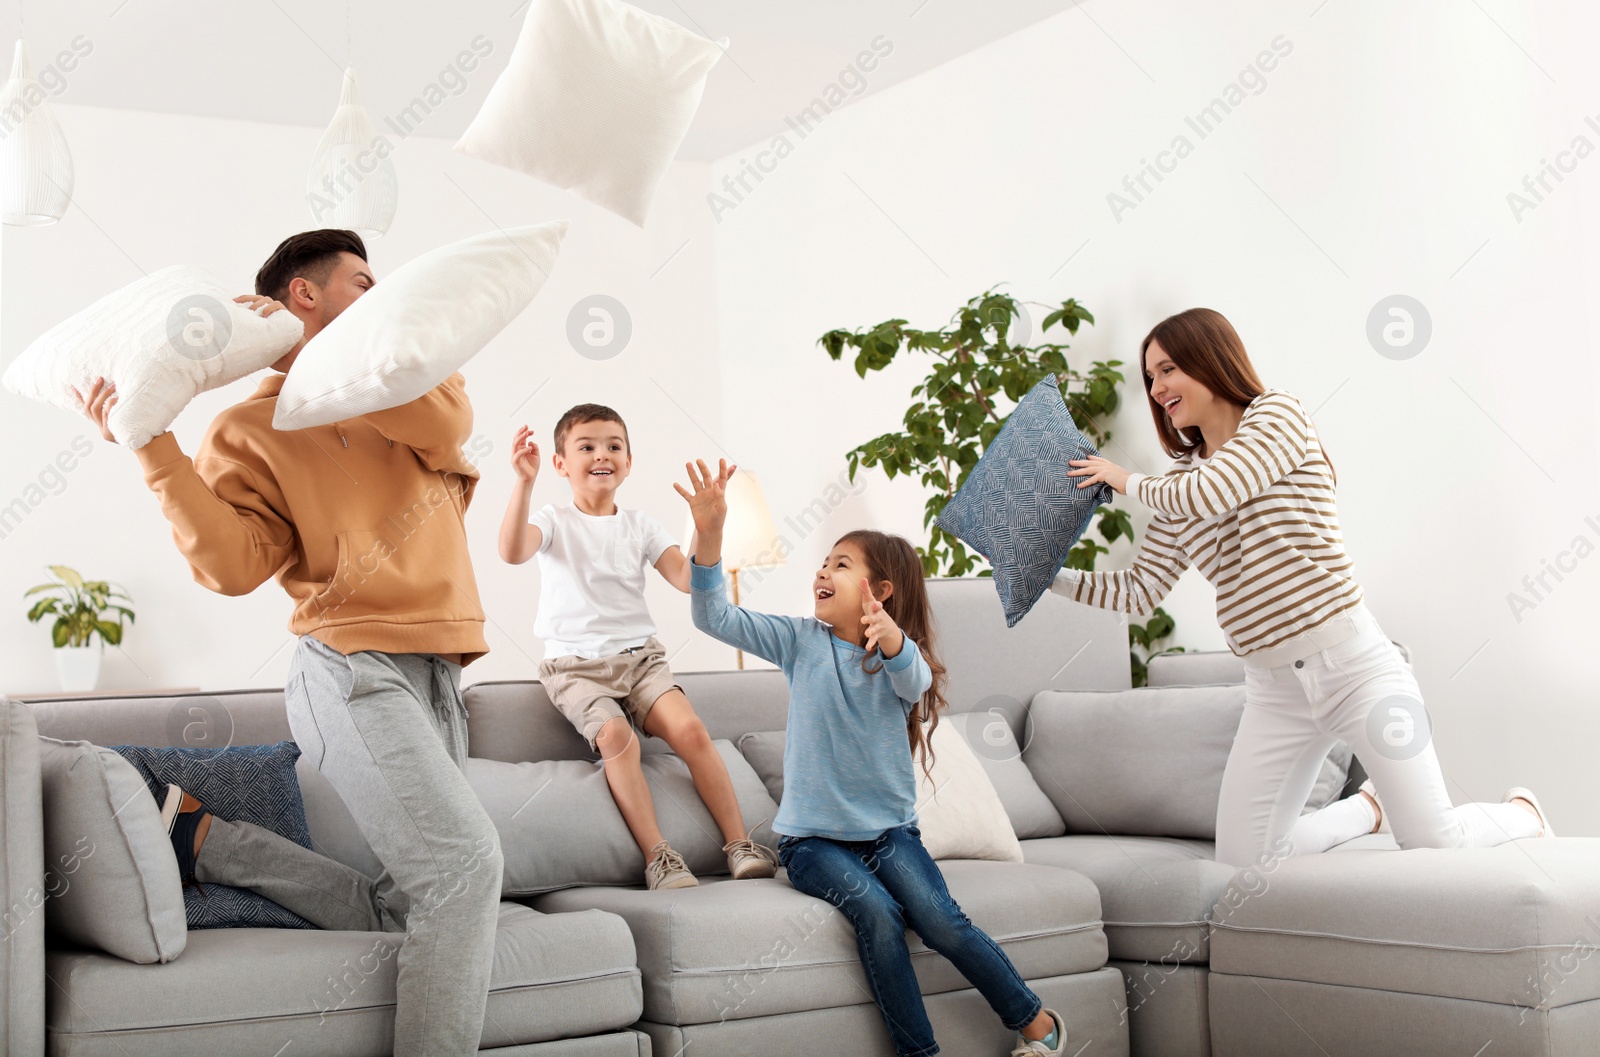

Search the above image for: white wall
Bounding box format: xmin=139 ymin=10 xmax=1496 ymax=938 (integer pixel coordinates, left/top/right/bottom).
xmin=707 ymin=1 xmax=1600 ymax=832
xmin=0 ymin=102 xmax=730 ymax=692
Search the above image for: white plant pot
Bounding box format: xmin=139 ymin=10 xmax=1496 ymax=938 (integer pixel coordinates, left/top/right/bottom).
xmin=54 ymin=639 xmax=102 ymax=693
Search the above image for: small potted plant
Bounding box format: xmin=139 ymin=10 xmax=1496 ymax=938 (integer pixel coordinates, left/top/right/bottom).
xmin=24 ymin=566 xmax=135 ymax=692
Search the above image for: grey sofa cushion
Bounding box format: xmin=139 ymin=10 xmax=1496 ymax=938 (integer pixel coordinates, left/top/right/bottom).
xmin=1023 ymin=684 xmax=1349 ymax=840
xmin=465 ymin=673 xmax=792 ymax=764
xmin=1211 ymin=838 xmax=1600 ymax=1010
xmin=1022 ymin=834 xmax=1236 ymax=963
xmin=473 ymin=740 xmax=779 ymax=895
xmin=1024 ymin=685 xmax=1245 ymax=839
xmin=944 ymin=711 xmax=1066 ymax=839
xmin=36 ymin=737 xmax=185 ymax=964
xmin=532 ymin=859 xmax=1107 ymax=1026
xmin=44 ymin=902 xmax=642 ymax=1055
xmin=735 ymin=729 xmax=785 ymax=803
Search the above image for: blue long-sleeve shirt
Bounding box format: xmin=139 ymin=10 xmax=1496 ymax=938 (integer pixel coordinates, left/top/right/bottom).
xmin=690 ymin=558 xmax=934 ymax=840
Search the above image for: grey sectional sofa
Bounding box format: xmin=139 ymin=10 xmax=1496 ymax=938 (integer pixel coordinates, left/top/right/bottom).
xmin=4 ymin=581 xmax=1597 ymax=1057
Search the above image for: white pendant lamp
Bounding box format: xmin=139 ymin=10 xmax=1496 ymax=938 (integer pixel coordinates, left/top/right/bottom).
xmin=305 ymin=67 xmax=397 ymax=238
xmin=0 ymin=40 xmax=74 ymax=226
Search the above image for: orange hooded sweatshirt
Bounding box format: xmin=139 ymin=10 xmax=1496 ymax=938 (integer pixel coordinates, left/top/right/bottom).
xmin=134 ymin=371 xmax=489 ymax=665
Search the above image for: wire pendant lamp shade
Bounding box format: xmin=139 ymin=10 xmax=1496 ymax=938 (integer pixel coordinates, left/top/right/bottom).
xmin=306 ymin=67 xmax=397 ymax=237
xmin=1 ymin=40 xmax=74 ymax=226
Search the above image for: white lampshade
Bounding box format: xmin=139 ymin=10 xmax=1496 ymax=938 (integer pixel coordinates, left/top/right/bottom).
xmin=683 ymin=470 xmax=786 ymax=573
xmin=306 ymin=67 xmax=397 ymax=238
xmin=0 ymin=41 xmax=74 ymax=226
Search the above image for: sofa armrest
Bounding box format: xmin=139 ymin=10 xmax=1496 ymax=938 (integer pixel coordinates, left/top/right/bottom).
xmin=2 ymin=698 xmax=46 ymax=1056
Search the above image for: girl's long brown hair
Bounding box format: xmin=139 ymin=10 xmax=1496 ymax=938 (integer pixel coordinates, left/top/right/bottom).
xmin=835 ymin=530 xmax=948 ymax=780
xmin=1140 ymin=308 xmax=1336 ymax=484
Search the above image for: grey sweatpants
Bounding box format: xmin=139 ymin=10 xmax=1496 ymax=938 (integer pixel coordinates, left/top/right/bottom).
xmin=195 ymin=635 xmax=504 ymax=1057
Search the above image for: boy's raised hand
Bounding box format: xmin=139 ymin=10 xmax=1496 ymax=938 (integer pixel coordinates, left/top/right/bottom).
xmin=673 ymin=458 xmax=737 ymax=535
xmin=859 ymin=577 xmax=904 ymax=657
xmin=510 ymin=425 xmax=540 ymax=484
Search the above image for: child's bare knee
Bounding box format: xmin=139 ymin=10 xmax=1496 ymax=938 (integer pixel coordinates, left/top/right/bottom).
xmin=595 ymin=718 xmax=638 ymax=759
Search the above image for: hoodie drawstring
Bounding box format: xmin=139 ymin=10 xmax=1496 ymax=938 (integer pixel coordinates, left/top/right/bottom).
xmin=333 ymin=422 xmax=391 ymax=449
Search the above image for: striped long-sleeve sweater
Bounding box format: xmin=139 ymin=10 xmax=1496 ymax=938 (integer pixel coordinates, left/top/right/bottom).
xmin=1052 ymin=388 xmax=1363 ymax=656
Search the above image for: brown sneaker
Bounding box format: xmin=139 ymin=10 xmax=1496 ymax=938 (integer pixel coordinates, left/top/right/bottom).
xmin=723 ymin=835 xmax=778 ymax=879
xmin=646 ymin=841 xmax=698 ymax=890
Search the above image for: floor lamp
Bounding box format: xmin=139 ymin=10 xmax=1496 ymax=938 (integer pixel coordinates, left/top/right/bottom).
xmin=684 ymin=471 xmax=785 ymax=669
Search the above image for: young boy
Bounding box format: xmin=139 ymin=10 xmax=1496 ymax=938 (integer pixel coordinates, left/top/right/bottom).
xmin=498 ymin=403 xmax=776 ymax=889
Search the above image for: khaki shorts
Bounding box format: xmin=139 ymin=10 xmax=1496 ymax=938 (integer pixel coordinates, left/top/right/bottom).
xmin=537 ymin=637 xmax=682 ymax=750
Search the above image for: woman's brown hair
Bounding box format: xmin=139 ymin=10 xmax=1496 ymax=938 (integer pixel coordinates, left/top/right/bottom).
xmin=835 ymin=530 xmax=948 ymax=780
xmin=1140 ymin=308 xmax=1335 ymax=482
xmin=1140 ymin=308 xmax=1263 ymax=457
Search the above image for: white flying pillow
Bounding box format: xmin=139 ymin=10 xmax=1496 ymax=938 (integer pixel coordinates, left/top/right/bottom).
xmin=454 ymin=0 xmax=724 ymax=226
xmin=915 ymin=716 xmax=1025 ymax=863
xmin=273 ymin=222 xmax=568 ymax=431
xmin=2 ymin=265 xmax=304 ymax=450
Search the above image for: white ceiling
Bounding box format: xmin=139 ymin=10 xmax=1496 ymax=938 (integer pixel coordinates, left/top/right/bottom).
xmin=2 ymin=0 xmax=1079 ymax=161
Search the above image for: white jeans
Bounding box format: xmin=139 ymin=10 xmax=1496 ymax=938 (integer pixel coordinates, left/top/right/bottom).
xmin=1214 ymin=603 xmax=1541 ymax=868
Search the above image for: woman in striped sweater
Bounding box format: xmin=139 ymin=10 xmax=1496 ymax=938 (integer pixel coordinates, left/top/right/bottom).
xmin=1054 ymin=307 xmax=1551 ymax=868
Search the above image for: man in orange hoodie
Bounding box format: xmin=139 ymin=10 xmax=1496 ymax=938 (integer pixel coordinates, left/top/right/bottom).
xmin=77 ymin=229 xmax=503 ymax=1057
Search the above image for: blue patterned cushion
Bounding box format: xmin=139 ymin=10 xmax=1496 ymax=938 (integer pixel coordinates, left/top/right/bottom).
xmin=936 ymin=376 xmax=1114 ymax=627
xmin=109 ymin=741 xmax=316 ymax=930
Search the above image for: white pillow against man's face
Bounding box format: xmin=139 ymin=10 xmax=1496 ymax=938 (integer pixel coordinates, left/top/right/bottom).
xmin=272 ymin=222 xmax=568 ymax=431
xmin=2 ymin=265 xmax=304 ymax=450
xmin=915 ymin=717 xmax=1024 ymax=863
xmin=454 ymin=0 xmax=724 ymax=227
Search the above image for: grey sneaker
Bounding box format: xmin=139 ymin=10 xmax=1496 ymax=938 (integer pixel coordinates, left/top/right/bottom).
xmin=646 ymin=841 xmax=698 ymax=890
xmin=723 ymin=835 xmax=778 ymax=879
xmin=1010 ymin=1009 xmax=1067 ymax=1056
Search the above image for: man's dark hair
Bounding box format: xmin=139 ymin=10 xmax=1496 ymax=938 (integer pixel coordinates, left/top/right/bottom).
xmin=255 ymin=229 xmax=368 ymax=301
xmin=554 ymin=404 xmax=630 ymax=455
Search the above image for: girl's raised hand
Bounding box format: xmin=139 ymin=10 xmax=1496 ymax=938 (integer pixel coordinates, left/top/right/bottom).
xmin=510 ymin=425 xmax=540 ymax=484
xmin=859 ymin=577 xmax=904 ymax=657
xmin=673 ymin=458 xmax=737 ymax=534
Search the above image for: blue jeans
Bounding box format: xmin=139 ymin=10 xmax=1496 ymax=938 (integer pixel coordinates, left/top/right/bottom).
xmin=777 ymin=824 xmax=1042 ymax=1057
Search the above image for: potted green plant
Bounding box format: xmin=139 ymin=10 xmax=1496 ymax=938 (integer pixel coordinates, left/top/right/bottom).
xmin=24 ymin=566 xmax=135 ymax=692
xmin=820 ymin=289 xmax=1183 ymax=685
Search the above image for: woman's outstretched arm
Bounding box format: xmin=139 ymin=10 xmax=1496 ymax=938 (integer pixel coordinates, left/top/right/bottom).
xmin=1049 ymin=514 xmax=1192 ymax=616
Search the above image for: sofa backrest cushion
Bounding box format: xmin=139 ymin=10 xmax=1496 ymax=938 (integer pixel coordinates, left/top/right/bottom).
xmin=464 ymin=671 xmax=790 ymax=763
xmin=1025 ymin=685 xmax=1243 ymax=839
xmin=1023 ymin=685 xmax=1352 ymax=840
xmin=37 ymin=737 xmax=186 ymax=963
xmin=736 ymin=729 xmax=785 ymax=803
xmin=942 ymin=711 xmax=1066 ymax=839
xmin=472 ymin=739 xmax=778 ymax=894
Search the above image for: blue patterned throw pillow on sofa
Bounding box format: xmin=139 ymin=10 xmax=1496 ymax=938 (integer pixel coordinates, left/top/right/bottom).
xmin=110 ymin=741 xmax=317 ymax=930
xmin=936 ymin=376 xmax=1114 ymax=627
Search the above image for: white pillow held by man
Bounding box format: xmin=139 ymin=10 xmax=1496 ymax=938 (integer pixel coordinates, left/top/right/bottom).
xmin=2 ymin=265 xmax=303 ymax=449
xmin=273 ymin=221 xmax=567 ymax=430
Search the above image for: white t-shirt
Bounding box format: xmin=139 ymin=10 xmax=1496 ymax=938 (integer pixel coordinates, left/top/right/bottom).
xmin=529 ymin=502 xmax=679 ymax=660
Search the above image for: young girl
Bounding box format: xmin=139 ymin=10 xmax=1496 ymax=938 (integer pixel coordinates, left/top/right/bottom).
xmin=676 ymin=458 xmax=1068 ymax=1057
xmin=1059 ymin=307 xmax=1552 ymax=868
